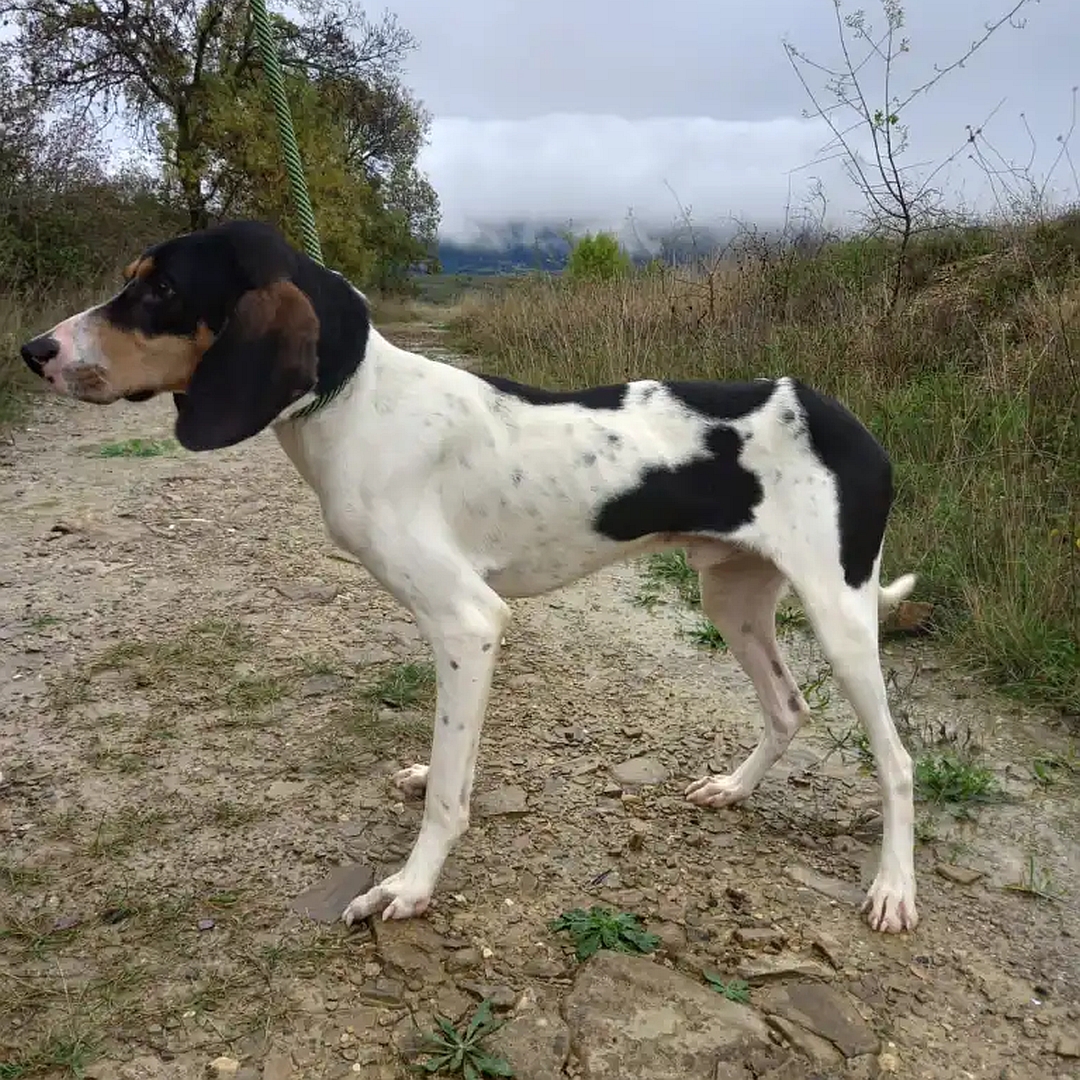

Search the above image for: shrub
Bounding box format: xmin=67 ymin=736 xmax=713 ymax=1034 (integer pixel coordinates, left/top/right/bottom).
xmin=566 ymin=231 xmax=633 ymax=283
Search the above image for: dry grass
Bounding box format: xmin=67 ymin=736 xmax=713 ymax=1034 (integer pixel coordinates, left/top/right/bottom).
xmin=451 ymin=220 xmax=1080 ymax=714
xmin=1 ymin=616 xmax=386 ymax=1076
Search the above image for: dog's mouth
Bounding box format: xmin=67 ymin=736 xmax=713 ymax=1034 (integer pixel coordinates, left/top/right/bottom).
xmin=124 ymin=390 xmax=158 ymax=403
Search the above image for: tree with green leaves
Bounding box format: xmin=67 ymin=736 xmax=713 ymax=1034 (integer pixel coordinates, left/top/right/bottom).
xmin=566 ymin=231 xmax=633 ymax=282
xmin=0 ymin=0 xmax=439 ymax=284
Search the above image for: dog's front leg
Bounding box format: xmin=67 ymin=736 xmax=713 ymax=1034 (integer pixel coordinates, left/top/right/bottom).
xmin=342 ymin=577 xmax=510 ymax=924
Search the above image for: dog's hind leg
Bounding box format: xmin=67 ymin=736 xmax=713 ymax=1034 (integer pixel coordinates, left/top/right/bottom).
xmin=790 ymin=560 xmax=917 ymax=932
xmin=685 ymin=550 xmax=810 ymax=808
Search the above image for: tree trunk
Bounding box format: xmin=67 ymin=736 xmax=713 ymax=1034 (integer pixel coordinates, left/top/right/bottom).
xmin=175 ymin=103 xmax=208 ymax=232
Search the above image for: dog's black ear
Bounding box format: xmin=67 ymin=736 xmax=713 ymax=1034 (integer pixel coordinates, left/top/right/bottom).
xmin=175 ymin=280 xmax=319 ymax=451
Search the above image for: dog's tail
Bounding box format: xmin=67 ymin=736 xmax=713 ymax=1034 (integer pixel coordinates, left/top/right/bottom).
xmin=877 ymin=572 xmax=917 ymax=618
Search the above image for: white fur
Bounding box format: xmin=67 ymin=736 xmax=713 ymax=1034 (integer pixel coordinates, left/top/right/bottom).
xmin=269 ymin=324 xmax=920 ymax=934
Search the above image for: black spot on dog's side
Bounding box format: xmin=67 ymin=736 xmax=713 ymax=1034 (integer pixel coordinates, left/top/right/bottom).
xmin=511 ymin=469 xmax=523 ymax=487
xmin=440 ymin=713 xmax=449 ymax=726
xmin=595 ymin=425 xmax=763 ymax=541
xmin=771 ymin=660 xmax=783 ymax=678
xmin=781 ymin=409 xmax=796 ymax=424
xmin=580 ymin=452 xmax=597 ymax=467
xmin=607 ymin=433 xmax=622 ymax=446
xmin=788 ymin=693 xmax=801 ymax=713
xmin=741 ymin=622 xmax=753 ymax=635
xmin=482 ymin=642 xmax=492 ymax=652
xmin=450 ymin=660 xmax=459 ymax=670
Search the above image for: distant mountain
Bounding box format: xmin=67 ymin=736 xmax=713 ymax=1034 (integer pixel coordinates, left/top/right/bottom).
xmin=433 ymin=219 xmax=753 ymax=275
xmin=436 ymin=226 xmax=573 ymax=275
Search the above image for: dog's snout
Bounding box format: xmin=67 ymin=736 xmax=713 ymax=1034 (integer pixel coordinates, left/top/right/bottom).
xmin=21 ymin=335 xmax=61 ymax=376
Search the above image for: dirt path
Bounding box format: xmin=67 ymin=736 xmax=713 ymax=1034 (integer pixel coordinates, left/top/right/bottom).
xmin=2 ymin=326 xmax=1079 ymax=1080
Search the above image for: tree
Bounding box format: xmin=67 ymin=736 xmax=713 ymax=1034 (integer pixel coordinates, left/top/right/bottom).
xmin=784 ymin=0 xmax=1036 ymax=310
xmin=566 ymin=232 xmax=633 ymax=282
xmin=0 ymin=63 xmax=179 ymax=289
xmin=0 ymin=0 xmax=439 ymax=282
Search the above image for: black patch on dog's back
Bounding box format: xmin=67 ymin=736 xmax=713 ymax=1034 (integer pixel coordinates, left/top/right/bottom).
xmin=478 ymin=374 xmax=627 ymax=410
xmin=792 ymin=381 xmax=892 ymax=588
xmin=594 ymin=380 xmax=775 ymax=542
xmin=664 ymin=379 xmax=775 ymax=420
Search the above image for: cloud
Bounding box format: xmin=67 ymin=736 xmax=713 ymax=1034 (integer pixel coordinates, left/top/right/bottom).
xmin=419 ymin=113 xmax=865 ymax=244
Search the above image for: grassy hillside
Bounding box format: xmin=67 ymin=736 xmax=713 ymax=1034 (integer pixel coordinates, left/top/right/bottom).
xmin=451 ymin=218 xmax=1080 ymax=715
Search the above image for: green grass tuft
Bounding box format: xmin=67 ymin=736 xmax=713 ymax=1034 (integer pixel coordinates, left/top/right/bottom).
xmin=94 ymin=437 xmax=177 ymax=458
xmin=415 ymin=999 xmax=514 ymax=1077
xmin=550 ymin=906 xmax=660 ymax=961
xmin=368 ymin=662 xmax=436 ymax=709
xmin=914 ymin=754 xmax=1001 ymax=804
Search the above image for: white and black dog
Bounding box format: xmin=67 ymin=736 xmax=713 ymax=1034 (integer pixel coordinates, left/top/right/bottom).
xmin=20 ymin=220 xmax=919 ymax=932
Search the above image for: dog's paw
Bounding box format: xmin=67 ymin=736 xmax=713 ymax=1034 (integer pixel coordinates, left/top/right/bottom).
xmin=862 ymin=874 xmax=918 ymax=933
xmin=392 ymin=763 xmax=429 ymax=798
xmin=341 ymin=872 xmax=432 ymax=926
xmin=684 ymin=772 xmax=751 ymax=808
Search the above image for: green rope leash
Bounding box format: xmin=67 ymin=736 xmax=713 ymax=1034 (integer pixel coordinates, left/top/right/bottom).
xmin=249 ymin=0 xmax=323 ymax=266
xmin=250 ymin=0 xmax=347 ymax=419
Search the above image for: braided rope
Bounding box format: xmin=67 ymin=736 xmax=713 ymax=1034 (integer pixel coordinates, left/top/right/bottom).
xmin=249 ymin=0 xmax=324 ymax=266
xmin=250 ymin=0 xmax=347 ymax=419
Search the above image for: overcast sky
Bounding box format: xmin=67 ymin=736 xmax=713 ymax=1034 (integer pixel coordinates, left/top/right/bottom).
xmin=383 ymin=0 xmax=1079 ymax=242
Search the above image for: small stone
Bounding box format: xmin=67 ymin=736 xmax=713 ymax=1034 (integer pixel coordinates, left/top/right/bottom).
xmin=197 ymin=918 xmax=216 ymax=931
xmin=610 ymin=756 xmax=668 ymax=788
xmin=877 ymin=1050 xmax=900 ymax=1072
xmin=737 ymin=955 xmax=835 ymax=984
xmin=290 ymin=863 xmax=376 ymax=924
xmin=275 ymin=582 xmax=338 ymax=603
xmin=785 ymin=864 xmax=865 ymax=907
xmin=52 ymin=914 xmax=81 ymax=931
xmin=523 ymin=957 xmax=566 ymax=979
xmin=457 ymin=980 xmax=517 ymax=1010
xmin=445 ymin=947 xmax=482 ymax=974
xmin=208 ymin=1058 xmax=240 ymax=1078
xmin=359 ymin=977 xmax=406 ymax=1004
xmin=261 ymin=1051 xmax=292 ymax=1080
xmin=767 ymin=1016 xmax=844 ymax=1069
xmin=372 ymin=919 xmax=448 ymax=984
xmin=935 ymin=863 xmax=984 ymax=885
xmin=475 ymin=785 xmax=529 ymax=817
xmin=487 ymin=1008 xmax=571 ymax=1080
xmin=300 ymin=673 xmax=343 ymax=697
xmin=758 ymin=982 xmax=880 ymax=1058
xmin=810 ymin=930 xmax=845 ymax=970
xmin=1055 ymin=1035 xmax=1080 ymax=1058
xmin=654 ymin=921 xmax=687 ymax=957
xmin=733 ymin=927 xmax=787 ymax=949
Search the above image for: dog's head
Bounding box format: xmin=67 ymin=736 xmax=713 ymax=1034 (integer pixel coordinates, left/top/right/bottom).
xmin=19 ymin=220 xmax=358 ymax=451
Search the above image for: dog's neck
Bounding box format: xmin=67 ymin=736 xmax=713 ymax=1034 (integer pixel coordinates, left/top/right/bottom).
xmin=291 ymin=262 xmax=372 ymax=417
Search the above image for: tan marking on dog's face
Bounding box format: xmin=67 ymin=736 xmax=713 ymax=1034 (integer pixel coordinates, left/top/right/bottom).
xmin=90 ymin=317 xmax=215 ymax=396
xmin=123 ymin=256 xmax=155 ymax=282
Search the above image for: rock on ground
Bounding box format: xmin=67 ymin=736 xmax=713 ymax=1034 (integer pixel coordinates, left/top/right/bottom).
xmin=562 ymin=951 xmax=778 ymax=1079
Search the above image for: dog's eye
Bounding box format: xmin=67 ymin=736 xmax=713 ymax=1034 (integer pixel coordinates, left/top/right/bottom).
xmin=151 ymin=278 xmax=175 ymax=300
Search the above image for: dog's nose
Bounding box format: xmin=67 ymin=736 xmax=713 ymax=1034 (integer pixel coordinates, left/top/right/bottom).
xmin=21 ymin=336 xmax=60 ymax=376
